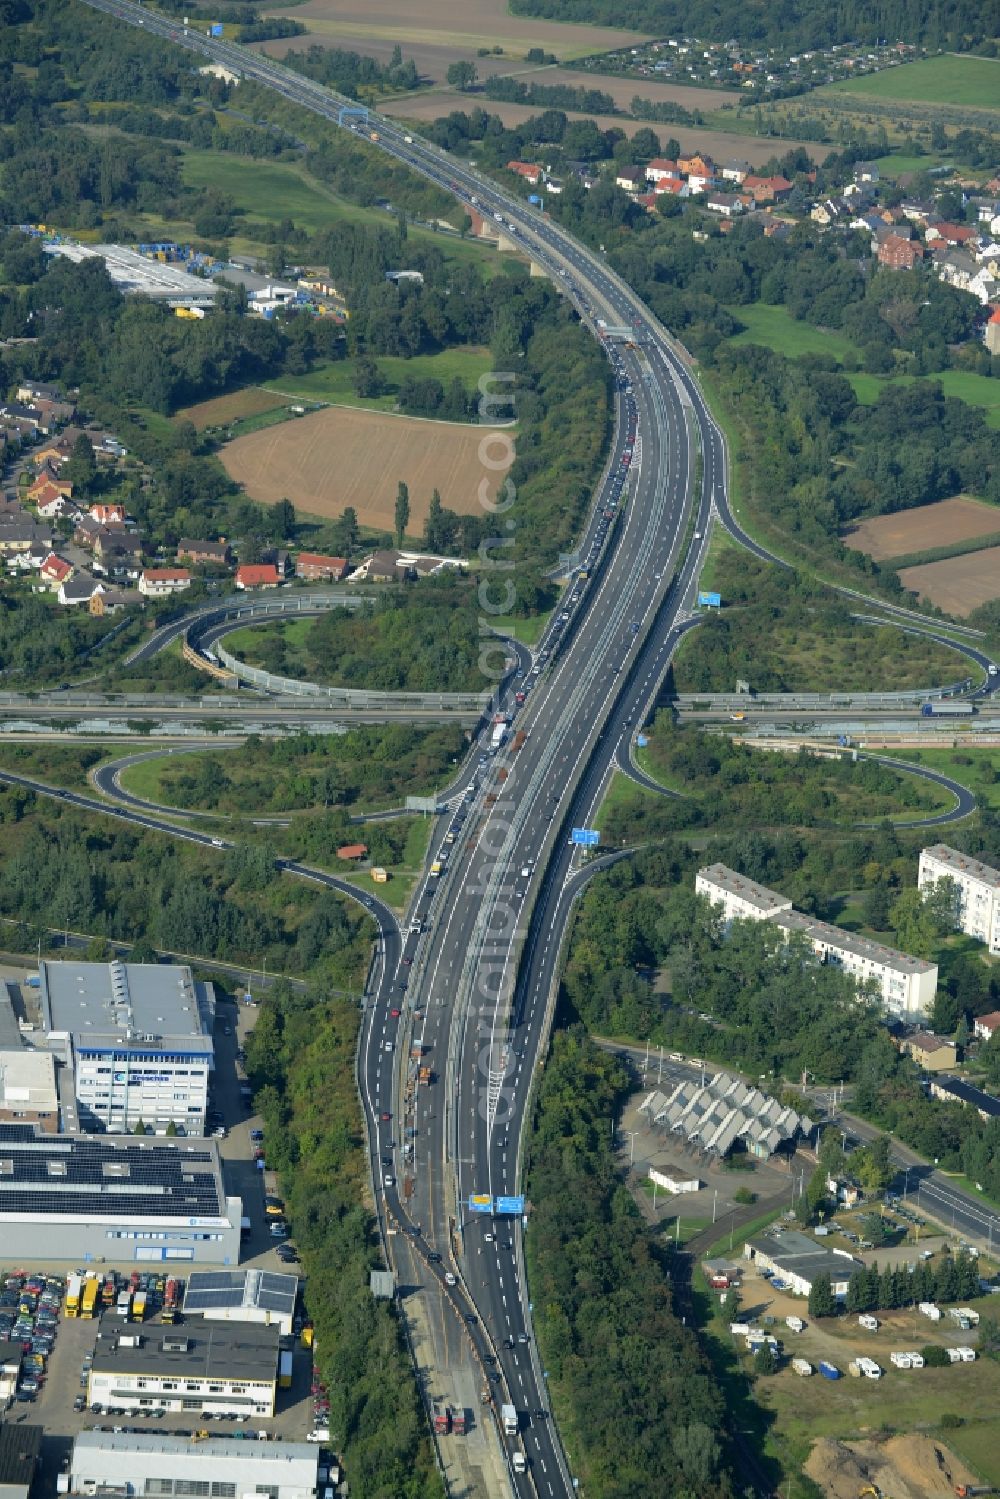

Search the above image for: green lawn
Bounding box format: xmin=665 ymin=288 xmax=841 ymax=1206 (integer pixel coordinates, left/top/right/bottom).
xmin=830 ymin=53 xmax=1000 ymax=108
xmin=181 ymin=151 xmax=384 ymax=234
xmin=873 ymin=152 xmax=945 ymax=176
xmin=902 ymin=747 xmax=1000 ymax=812
xmin=847 ymin=369 xmax=1000 ymax=429
xmin=261 ymin=346 xmax=494 ymax=411
xmin=726 ymin=302 xmax=861 ymax=363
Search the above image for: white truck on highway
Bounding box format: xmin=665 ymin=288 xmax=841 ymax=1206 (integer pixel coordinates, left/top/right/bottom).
xmin=501 ymin=1403 xmax=518 ymax=1436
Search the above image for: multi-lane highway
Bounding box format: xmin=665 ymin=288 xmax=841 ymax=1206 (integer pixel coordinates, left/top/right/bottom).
xmin=64 ymin=7 xmax=1000 ymax=1493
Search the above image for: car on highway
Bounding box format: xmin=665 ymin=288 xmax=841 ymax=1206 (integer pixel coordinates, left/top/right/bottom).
xmin=484 ymin=1233 xmax=494 ymax=1243
xmin=380 ymin=1111 xmax=391 ymax=1122
xmin=383 ymin=1174 xmax=394 ymax=1187
xmin=444 ymin=1272 xmax=456 ymax=1286
xmin=390 ymin=1007 xmax=400 ymax=1018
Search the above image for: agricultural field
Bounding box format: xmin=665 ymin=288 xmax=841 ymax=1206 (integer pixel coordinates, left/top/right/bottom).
xmin=261 ymin=346 xmax=494 ymax=410
xmin=255 ymin=0 xmax=651 ymax=79
xmin=179 ymin=387 xmax=291 ymax=432
xmin=829 ymin=54 xmax=1000 ymax=109
xmin=899 ymin=546 xmax=1000 ymax=617
xmin=220 ymin=404 xmax=511 ymax=527
xmin=380 ymin=92 xmax=825 ymax=161
xmin=540 ymin=67 xmax=740 ymax=111
xmin=726 ymin=303 xmax=861 ymax=363
xmin=843 ymin=496 xmax=1000 ymax=563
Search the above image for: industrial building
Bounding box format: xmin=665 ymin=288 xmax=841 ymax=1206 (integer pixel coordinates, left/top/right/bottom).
xmin=42 ymin=240 xmax=218 ymax=309
xmin=919 ymin=844 xmax=1000 ymax=954
xmin=183 ymin=1268 xmax=299 ymax=1336
xmin=0 ymin=1121 xmax=242 ymax=1264
xmin=0 ymin=1423 xmax=41 ymax=1499
xmin=928 ymin=1075 xmax=1000 ymax=1121
xmin=65 ymin=1432 xmax=319 ymax=1499
xmin=696 ymin=864 xmax=938 ymax=1017
xmin=39 ymin=959 xmax=215 ymax=1134
xmin=639 ymin=1075 xmax=812 ymax=1160
xmin=87 ymin=1322 xmax=280 ymax=1417
xmin=745 ymin=1227 xmax=862 ymax=1298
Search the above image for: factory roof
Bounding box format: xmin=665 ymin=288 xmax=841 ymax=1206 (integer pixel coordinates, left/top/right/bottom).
xmin=91 ymin=1320 xmax=279 ymax=1383
xmin=43 ymin=241 xmax=219 ymax=304
xmin=40 ymin=960 xmax=213 ymax=1051
xmin=0 ymin=1421 xmax=41 ymax=1488
xmin=746 ymin=1227 xmax=863 ymax=1285
xmin=184 ymin=1268 xmax=298 ymax=1320
xmin=70 ymin=1429 xmax=316 ymax=1466
xmin=0 ymin=1048 xmax=58 ymax=1113
xmin=0 ymin=1122 xmax=228 ymax=1220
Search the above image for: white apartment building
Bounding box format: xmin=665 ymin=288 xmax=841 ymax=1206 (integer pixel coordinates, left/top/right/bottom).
xmin=775 ymin=911 xmax=937 ymax=1019
xmin=695 ymin=864 xmax=793 ymax=926
xmin=918 ymin=844 xmax=1000 ymax=954
xmin=696 ymin=865 xmax=937 ymax=1019
xmin=40 ymin=960 xmax=215 ymax=1135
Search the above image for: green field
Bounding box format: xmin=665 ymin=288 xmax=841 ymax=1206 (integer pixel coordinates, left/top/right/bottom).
xmin=261 ymin=346 xmax=494 ymax=411
xmin=830 ymin=53 xmax=1000 ymax=108
xmin=902 ymin=747 xmax=1000 ymax=812
xmin=726 ymin=302 xmax=861 ymax=363
xmin=847 ymin=369 xmax=1000 ymax=429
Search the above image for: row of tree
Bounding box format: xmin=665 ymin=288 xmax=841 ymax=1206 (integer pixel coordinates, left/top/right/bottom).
xmin=808 ymin=1249 xmax=982 ymax=1318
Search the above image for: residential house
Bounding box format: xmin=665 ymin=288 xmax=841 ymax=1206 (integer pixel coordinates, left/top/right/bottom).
xmin=973 ymin=1011 xmax=1000 ymax=1042
xmin=73 ymin=515 xmax=103 ymax=550
xmin=0 ymin=401 xmax=43 ymax=431
xmin=900 ymin=198 xmax=936 ymax=223
xmin=720 ymin=159 xmax=751 ymax=184
xmin=0 ymin=519 xmax=52 ymax=556
xmin=636 ymin=193 xmax=658 ymax=212
xmin=878 ymin=234 xmax=924 ymax=270
xmin=854 ymin=161 xmax=880 ymax=184
xmin=762 ymin=219 xmax=791 ymax=240
xmin=295 ymin=552 xmax=348 ymax=582
xmin=985 ymin=307 xmax=1000 ymax=356
xmin=5 ymin=542 xmax=49 ymax=573
xmin=138 ymin=567 xmax=191 ymax=598
xmin=261 ymin=547 xmax=294 ymax=579
xmin=925 ymin=220 xmax=976 ymax=247
xmin=506 ymin=160 xmax=543 ymax=185
xmin=28 ymin=477 xmax=74 ymax=518
xmin=811 ymin=199 xmax=846 ymax=225
xmin=58 ymin=573 xmax=103 ymax=606
xmin=94 ymin=529 xmax=143 ymax=577
xmin=89 ymin=588 xmax=135 ymax=616
xmin=704 ymin=192 xmax=745 ymax=218
xmin=16 ymin=380 xmax=66 ymax=405
xmin=31 ymin=397 xmax=76 ymax=430
xmin=645 ymin=157 xmax=681 ymax=183
xmin=615 ymin=167 xmax=644 ymax=193
xmin=743 ymin=174 xmax=792 ymax=205
xmin=39 ymin=553 xmax=73 ymax=590
xmin=653 ymin=178 xmax=687 ymax=198
xmin=677 ymin=152 xmax=715 ymax=180
xmin=89 ymin=503 xmax=127 ymax=526
xmin=177 ymin=537 xmax=232 ymax=567
xmin=977 ymin=202 xmax=1000 ymax=234
xmin=900 ymin=1032 xmax=958 ymax=1071
xmin=235 ymin=563 xmax=281 ymax=590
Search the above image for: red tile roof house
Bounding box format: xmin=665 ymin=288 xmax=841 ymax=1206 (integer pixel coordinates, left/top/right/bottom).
xmin=40 ymin=552 xmax=73 ymax=588
xmin=878 ymin=234 xmax=924 ymax=270
xmin=89 ymin=503 xmax=127 ymax=525
xmin=926 ymin=220 xmax=976 ymax=246
xmin=506 ymin=160 xmax=543 ymax=185
xmin=336 ymin=843 xmax=368 ymax=861
xmin=295 ymin=552 xmax=348 ymax=582
xmin=235 ymin=563 xmax=281 ymax=590
xmin=138 ymin=567 xmax=192 ymax=598
xmin=974 ymin=1010 xmax=1000 ymax=1042
xmin=645 ymin=158 xmax=680 ymax=183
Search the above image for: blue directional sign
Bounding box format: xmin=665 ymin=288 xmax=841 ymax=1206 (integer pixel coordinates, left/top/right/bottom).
xmin=468 ymin=1194 xmax=493 ymax=1214
xmin=496 ymin=1195 xmax=525 ymax=1216
xmin=698 ymin=591 xmax=721 ymax=609
xmin=636 ymin=734 xmax=649 ymax=748
xmin=210 ymin=21 xmax=224 ymax=33
xmin=571 ymin=828 xmax=600 ymax=847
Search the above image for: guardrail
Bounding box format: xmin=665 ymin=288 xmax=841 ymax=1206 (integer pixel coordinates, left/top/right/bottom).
xmin=672 ymin=681 xmax=974 ymax=709
xmin=212 ymin=639 xmax=492 ymax=712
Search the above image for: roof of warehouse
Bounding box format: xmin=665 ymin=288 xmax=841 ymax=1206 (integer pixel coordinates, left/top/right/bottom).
xmin=184 ymin=1268 xmax=297 ymax=1318
xmin=0 ymin=1420 xmax=41 ymax=1486
xmin=91 ymin=1320 xmax=279 ymax=1382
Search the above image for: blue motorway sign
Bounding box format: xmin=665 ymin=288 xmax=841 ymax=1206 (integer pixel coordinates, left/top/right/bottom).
xmin=210 ymin=22 xmax=224 ymax=34
xmin=468 ymin=1194 xmax=493 ymax=1214
xmin=636 ymin=734 xmax=649 ymax=748
xmin=698 ymin=591 xmax=722 ymax=609
xmin=495 ymin=1195 xmax=525 ymax=1216
xmin=571 ymin=828 xmax=600 ymax=847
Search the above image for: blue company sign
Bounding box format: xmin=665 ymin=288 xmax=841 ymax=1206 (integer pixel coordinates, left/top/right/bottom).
xmin=495 ymin=1195 xmax=525 ymax=1216
xmin=571 ymin=828 xmax=600 ymax=847
xmin=698 ymin=591 xmax=722 ymax=608
xmin=468 ymin=1194 xmax=493 ymax=1214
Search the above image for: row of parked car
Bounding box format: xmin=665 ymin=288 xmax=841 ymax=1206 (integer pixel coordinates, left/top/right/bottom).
xmin=1 ymin=1270 xmax=64 ymax=1401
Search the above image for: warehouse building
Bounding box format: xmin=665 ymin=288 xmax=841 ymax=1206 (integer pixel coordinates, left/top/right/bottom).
xmin=696 ymin=864 xmax=937 ymax=1018
xmin=0 ymin=1121 xmax=242 ymax=1264
xmin=0 ymin=1423 xmax=41 ymax=1499
xmin=745 ymin=1227 xmax=862 ymax=1299
xmin=183 ymin=1268 xmax=299 ymax=1336
xmin=87 ymin=1322 xmax=279 ymax=1417
xmin=65 ymin=1432 xmax=319 ymax=1499
xmin=0 ymin=1045 xmax=59 ymax=1132
xmin=640 ymin=1075 xmax=812 ymax=1159
xmin=919 ymin=844 xmax=1000 ymax=954
xmin=39 ymin=959 xmax=215 ymax=1134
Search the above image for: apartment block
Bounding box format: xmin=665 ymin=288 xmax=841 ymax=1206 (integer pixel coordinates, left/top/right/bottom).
xmin=918 ymin=844 xmax=1000 ymax=954
xmin=695 ymin=863 xmax=793 ymax=926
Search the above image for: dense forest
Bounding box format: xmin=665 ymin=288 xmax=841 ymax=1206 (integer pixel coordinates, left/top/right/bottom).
xmin=525 ymin=1030 xmax=736 ymax=1499
xmin=508 ymin=0 xmax=999 ymax=53
xmin=243 ymin=979 xmax=443 ymax=1499
xmin=0 ymin=793 xmax=373 ymax=988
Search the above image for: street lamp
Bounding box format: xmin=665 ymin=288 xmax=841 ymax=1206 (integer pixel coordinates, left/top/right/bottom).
xmin=625 ymin=1130 xmax=639 ymax=1168
xmin=903 ymin=1166 xmax=911 ymax=1203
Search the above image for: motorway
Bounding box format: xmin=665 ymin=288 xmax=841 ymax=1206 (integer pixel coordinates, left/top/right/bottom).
xmin=60 ymin=7 xmax=1000 ymax=1494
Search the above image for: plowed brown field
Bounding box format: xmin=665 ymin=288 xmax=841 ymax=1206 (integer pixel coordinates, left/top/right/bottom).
xmin=220 ymin=405 xmax=512 ymax=528
xmin=844 ymin=496 xmax=1000 ymax=561
xmin=899 ymin=546 xmax=1000 ymax=616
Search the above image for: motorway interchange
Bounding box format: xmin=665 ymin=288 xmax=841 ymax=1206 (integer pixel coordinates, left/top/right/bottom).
xmin=54 ymin=5 xmax=1000 ymax=1492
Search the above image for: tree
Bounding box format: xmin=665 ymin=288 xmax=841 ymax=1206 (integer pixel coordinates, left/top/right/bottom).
xmin=853 ymin=1135 xmax=893 ymax=1194
xmin=754 ymin=1342 xmax=777 ymax=1376
xmin=425 ymin=488 xmax=443 ymax=550
xmin=133 ymin=1118 xmax=147 ymax=1135
xmin=353 ymin=353 xmax=385 ymax=398
xmin=446 ymin=60 xmax=477 ymax=90
xmin=63 ymin=432 xmax=97 ymax=492
xmin=922 ymin=1344 xmax=949 ymax=1367
xmin=394 ymin=481 xmax=410 ymax=547
xmin=272 ymin=498 xmax=296 ymax=539
xmin=808 ymin=1272 xmax=835 ymax=1318
xmin=165 ymin=1120 xmax=178 ymax=1137
xmin=336 ymin=505 xmax=359 ymax=556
